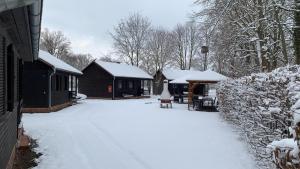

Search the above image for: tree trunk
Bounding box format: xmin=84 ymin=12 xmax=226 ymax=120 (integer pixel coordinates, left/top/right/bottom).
xmin=295 ymin=0 xmax=300 ymax=64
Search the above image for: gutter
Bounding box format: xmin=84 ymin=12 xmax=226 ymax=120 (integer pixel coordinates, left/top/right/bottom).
xmin=48 ymin=67 xmax=56 ymax=107
xmin=0 ymin=0 xmax=43 ymax=60
xmin=28 ymin=0 xmax=43 ymax=60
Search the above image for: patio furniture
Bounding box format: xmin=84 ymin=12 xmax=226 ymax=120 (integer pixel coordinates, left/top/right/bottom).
xmin=192 ymin=96 xmax=217 ymax=111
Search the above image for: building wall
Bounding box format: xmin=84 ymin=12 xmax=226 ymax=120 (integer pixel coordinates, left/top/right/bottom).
xmin=51 ymin=71 xmax=71 ymax=106
xmin=23 ymin=62 xmax=76 ymax=108
xmin=23 ymin=61 xmax=50 ymax=108
xmin=79 ymin=62 xmax=113 ymax=98
xmin=0 ymin=33 xmax=21 ymax=169
xmin=114 ymin=78 xmax=143 ymax=97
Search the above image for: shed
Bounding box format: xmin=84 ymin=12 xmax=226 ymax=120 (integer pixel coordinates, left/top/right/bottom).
xmin=79 ymin=60 xmax=153 ymax=99
xmin=0 ymin=1 xmax=43 ymax=169
xmin=153 ymin=69 xmax=202 ymax=95
xmin=22 ymin=50 xmax=82 ymax=112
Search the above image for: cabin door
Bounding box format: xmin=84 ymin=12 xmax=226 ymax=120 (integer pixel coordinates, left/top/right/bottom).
xmin=34 ymin=73 xmax=49 ymax=106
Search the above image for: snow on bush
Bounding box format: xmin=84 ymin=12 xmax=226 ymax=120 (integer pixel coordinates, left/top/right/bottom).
xmin=218 ymin=65 xmax=300 ymax=168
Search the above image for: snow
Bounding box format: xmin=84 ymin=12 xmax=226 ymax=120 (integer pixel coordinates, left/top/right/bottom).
xmin=23 ymin=98 xmax=255 ymax=169
xmin=170 ymin=70 xmax=227 ymax=83
xmin=268 ymin=139 xmax=297 ymax=150
xmin=162 ymin=69 xmax=201 ymax=80
xmin=94 ymin=60 xmax=153 ymax=79
xmin=169 ymin=76 xmax=190 ymax=84
xmin=76 ymin=93 xmax=87 ymax=100
xmin=39 ymin=50 xmax=82 ymax=75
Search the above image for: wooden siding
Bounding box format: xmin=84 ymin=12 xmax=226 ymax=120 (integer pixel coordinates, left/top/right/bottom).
xmin=23 ymin=61 xmax=75 ymax=108
xmin=79 ymin=62 xmax=113 ymax=98
xmin=0 ymin=110 xmax=17 ymax=169
xmin=0 ymin=36 xmax=20 ymax=169
xmin=50 ymin=71 xmax=72 ymax=106
xmin=0 ymin=5 xmax=40 ymax=169
xmin=114 ymin=78 xmax=143 ymax=97
xmin=23 ymin=61 xmax=50 ymax=108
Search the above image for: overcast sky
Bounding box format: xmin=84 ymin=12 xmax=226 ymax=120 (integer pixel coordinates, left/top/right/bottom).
xmin=42 ymin=0 xmax=198 ymax=58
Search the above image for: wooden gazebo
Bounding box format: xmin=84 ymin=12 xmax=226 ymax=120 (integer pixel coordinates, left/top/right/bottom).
xmin=187 ymin=80 xmax=219 ymax=110
xmin=184 ymin=70 xmax=228 ymax=110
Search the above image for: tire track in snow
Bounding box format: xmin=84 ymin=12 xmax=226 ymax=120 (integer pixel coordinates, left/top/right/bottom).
xmin=65 ymin=102 xmax=139 ymax=169
xmin=63 ymin=120 xmax=94 ymax=169
xmin=87 ymin=117 xmax=153 ymax=169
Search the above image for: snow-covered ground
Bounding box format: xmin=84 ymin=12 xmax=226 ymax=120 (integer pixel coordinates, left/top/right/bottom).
xmin=23 ymin=98 xmax=256 ymax=169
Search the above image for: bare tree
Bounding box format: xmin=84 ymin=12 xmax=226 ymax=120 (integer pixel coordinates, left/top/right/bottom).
xmin=63 ymin=53 xmax=93 ymax=70
xmin=40 ymin=28 xmax=94 ymax=70
xmin=194 ymin=0 xmax=294 ymax=76
xmin=40 ymin=28 xmax=71 ymax=59
xmin=186 ymin=21 xmax=202 ymax=69
xmin=171 ymin=22 xmax=201 ymax=70
xmin=110 ymin=13 xmax=151 ymax=67
xmin=172 ymin=24 xmax=187 ymax=70
xmin=143 ymin=27 xmax=174 ymax=73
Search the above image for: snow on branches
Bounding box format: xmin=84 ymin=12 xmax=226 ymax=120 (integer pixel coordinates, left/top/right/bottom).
xmin=218 ymin=65 xmax=300 ymax=168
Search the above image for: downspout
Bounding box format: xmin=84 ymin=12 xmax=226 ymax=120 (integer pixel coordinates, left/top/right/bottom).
xmin=48 ymin=67 xmax=56 ymax=107
xmin=112 ymin=76 xmax=115 ymax=100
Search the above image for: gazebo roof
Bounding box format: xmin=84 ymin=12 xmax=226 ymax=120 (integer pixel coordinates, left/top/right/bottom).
xmin=170 ymin=70 xmax=227 ymax=84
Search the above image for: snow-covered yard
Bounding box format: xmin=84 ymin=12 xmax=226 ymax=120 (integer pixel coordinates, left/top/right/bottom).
xmin=23 ymin=98 xmax=256 ymax=169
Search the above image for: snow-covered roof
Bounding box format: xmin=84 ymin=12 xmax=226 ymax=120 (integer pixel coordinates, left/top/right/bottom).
xmin=170 ymin=70 xmax=227 ymax=84
xmin=162 ymin=69 xmax=202 ymax=80
xmin=169 ymin=76 xmax=190 ymax=84
xmin=186 ymin=70 xmax=227 ymax=82
xmin=39 ymin=50 xmax=82 ymax=75
xmin=94 ymin=60 xmax=153 ymax=79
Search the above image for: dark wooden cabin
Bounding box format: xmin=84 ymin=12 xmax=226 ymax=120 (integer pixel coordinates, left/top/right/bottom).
xmin=79 ymin=60 xmax=153 ymax=99
xmin=22 ymin=50 xmax=82 ymax=113
xmin=153 ymin=69 xmax=202 ymax=95
xmin=0 ymin=1 xmax=43 ymax=169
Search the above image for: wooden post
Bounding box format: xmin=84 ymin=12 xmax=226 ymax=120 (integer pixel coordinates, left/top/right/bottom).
xmin=188 ymin=81 xmax=194 ymax=110
xmin=75 ymin=76 xmax=78 ymax=96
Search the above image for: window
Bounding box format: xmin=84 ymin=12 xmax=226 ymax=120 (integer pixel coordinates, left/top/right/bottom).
xmin=69 ymin=76 xmax=72 ymax=91
xmin=128 ymin=81 xmax=133 ymax=89
xmin=64 ymin=76 xmax=68 ymax=91
xmin=0 ymin=37 xmax=5 ymax=115
xmin=7 ymin=44 xmax=14 ymax=111
xmin=118 ymin=80 xmax=122 ymax=89
xmin=55 ymin=75 xmax=63 ymax=91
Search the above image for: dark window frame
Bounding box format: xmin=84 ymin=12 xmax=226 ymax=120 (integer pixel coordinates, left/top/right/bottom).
xmin=64 ymin=76 xmax=68 ymax=91
xmin=118 ymin=80 xmax=122 ymax=89
xmin=55 ymin=75 xmax=63 ymax=91
xmin=0 ymin=37 xmax=6 ymax=116
xmin=128 ymin=80 xmax=133 ymax=89
xmin=7 ymin=44 xmax=14 ymax=112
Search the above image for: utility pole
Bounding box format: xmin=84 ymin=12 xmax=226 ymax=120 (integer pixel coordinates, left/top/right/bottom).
xmin=201 ymin=46 xmax=209 ymax=70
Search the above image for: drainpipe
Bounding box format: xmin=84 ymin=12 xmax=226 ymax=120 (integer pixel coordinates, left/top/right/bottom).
xmin=48 ymin=68 xmax=56 ymax=107
xmin=112 ymin=77 xmax=115 ymax=100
